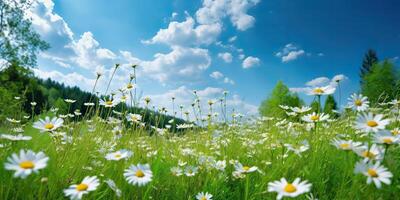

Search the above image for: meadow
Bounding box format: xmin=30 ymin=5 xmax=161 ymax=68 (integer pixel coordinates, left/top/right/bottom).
xmin=0 ymin=68 xmax=400 ymax=200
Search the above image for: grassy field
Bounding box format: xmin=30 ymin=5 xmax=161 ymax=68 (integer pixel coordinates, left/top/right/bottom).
xmin=1 ymin=98 xmax=400 ymax=200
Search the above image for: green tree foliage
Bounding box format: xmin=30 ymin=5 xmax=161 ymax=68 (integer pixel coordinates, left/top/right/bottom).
xmin=0 ymin=0 xmax=49 ymax=67
xmin=323 ymin=95 xmax=338 ymax=117
xmin=259 ymin=81 xmax=303 ymax=117
xmin=361 ymin=60 xmax=398 ymax=104
xmin=360 ymin=49 xmax=378 ymax=85
xmin=310 ymin=101 xmax=320 ymax=113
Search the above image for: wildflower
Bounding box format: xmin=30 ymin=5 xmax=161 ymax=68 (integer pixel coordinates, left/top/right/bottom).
xmin=390 ymin=128 xmax=399 ymax=136
xmin=125 ymin=83 xmax=136 ymax=91
xmin=124 ymin=163 xmax=153 ymax=186
xmin=306 ymin=85 xmax=336 ymax=96
xmin=65 ymin=99 xmax=76 ymax=103
xmin=331 ymin=139 xmax=361 ymax=151
xmin=354 ymin=161 xmax=393 ymax=189
xmin=301 ymin=112 xmax=329 ymax=123
xmin=104 ymin=179 xmax=122 ymax=197
xmin=348 ymin=94 xmax=369 ymax=112
xmin=33 ymin=116 xmax=64 ymax=132
xmin=214 ymin=160 xmax=227 ymax=171
xmin=126 ymin=113 xmax=142 ymax=123
xmin=4 ymin=149 xmax=49 ymax=179
xmin=268 ymin=177 xmax=312 ymax=200
xmin=171 ymin=167 xmax=183 ymax=176
xmin=234 ymin=162 xmax=258 ymax=174
xmin=373 ymin=131 xmax=400 ymax=145
xmin=30 ymin=102 xmax=37 ymax=106
xmin=64 ymin=176 xmax=100 ymax=200
xmin=0 ymin=134 xmax=32 ymax=141
xmin=354 ymin=144 xmax=384 ymax=162
xmin=105 ymin=149 xmax=133 ymax=161
xmin=196 ymin=192 xmax=213 ymax=200
xmin=100 ymin=98 xmax=120 ymax=108
xmin=184 ymin=165 xmax=199 ymax=176
xmin=291 ymin=106 xmax=312 ymax=113
xmin=6 ymin=118 xmax=20 ymax=123
xmin=355 ymin=113 xmax=390 ymax=133
xmin=84 ymin=102 xmax=95 ymax=106
xmin=285 ymin=140 xmax=309 ymax=156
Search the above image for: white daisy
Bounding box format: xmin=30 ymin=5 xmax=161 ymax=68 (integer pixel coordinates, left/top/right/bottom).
xmin=268 ymin=177 xmax=312 ymax=200
xmin=124 ymin=163 xmax=153 ymax=186
xmin=4 ymin=149 xmax=49 ymax=179
xmin=105 ymin=149 xmax=133 ymax=161
xmin=291 ymin=106 xmax=312 ymax=113
xmin=99 ymin=98 xmax=120 ymax=108
xmin=331 ymin=139 xmax=362 ymax=151
xmin=196 ymin=192 xmax=213 ymax=200
xmin=33 ymin=116 xmax=63 ymax=132
xmin=373 ymin=130 xmax=400 ymax=145
xmin=354 ymin=161 xmax=393 ymax=189
xmin=234 ymin=162 xmax=258 ymax=174
xmin=306 ymin=85 xmax=336 ymax=96
xmin=355 ymin=113 xmax=390 ymax=133
xmin=126 ymin=113 xmax=142 ymax=123
xmin=354 ymin=144 xmax=384 ymax=162
xmin=214 ymin=160 xmax=226 ymax=171
xmin=171 ymin=167 xmax=183 ymax=176
xmin=184 ymin=165 xmax=199 ymax=176
xmin=348 ymin=93 xmax=369 ymax=112
xmin=63 ymin=176 xmax=100 ymax=200
xmin=301 ymin=112 xmax=329 ymax=123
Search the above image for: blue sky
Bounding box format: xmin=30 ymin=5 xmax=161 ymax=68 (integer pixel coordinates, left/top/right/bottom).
xmin=28 ymin=0 xmax=400 ymax=116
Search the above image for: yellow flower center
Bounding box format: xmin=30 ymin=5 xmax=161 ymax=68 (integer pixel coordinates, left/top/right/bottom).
xmin=127 ymin=83 xmax=133 ymax=89
xmin=391 ymin=130 xmax=399 ymax=136
xmin=242 ymin=166 xmax=250 ymax=171
xmin=383 ymin=138 xmax=393 ymax=144
xmin=136 ymin=170 xmax=145 ymax=177
xmin=313 ymin=88 xmax=324 ymax=94
xmin=362 ymin=151 xmax=376 ymax=159
xmin=355 ymin=99 xmax=363 ymax=106
xmin=366 ymin=120 xmax=378 ymax=127
xmin=201 ymin=197 xmax=207 ymax=200
xmin=106 ymin=101 xmax=113 ymax=106
xmin=115 ymin=154 xmax=121 ymax=158
xmin=44 ymin=123 xmax=54 ymax=130
xmin=367 ymin=168 xmax=378 ymax=177
xmin=76 ymin=183 xmax=89 ymax=191
xmin=284 ymin=183 xmax=297 ymax=193
xmin=339 ymin=143 xmax=350 ymax=149
xmin=19 ymin=161 xmax=34 ymax=169
xmin=310 ymin=115 xmax=319 ymax=121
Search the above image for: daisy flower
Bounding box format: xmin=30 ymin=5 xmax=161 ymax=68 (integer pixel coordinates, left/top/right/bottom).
xmin=64 ymin=176 xmax=100 ymax=200
xmin=301 ymin=112 xmax=329 ymax=123
xmin=196 ymin=192 xmax=213 ymax=200
xmin=214 ymin=160 xmax=227 ymax=171
xmin=105 ymin=149 xmax=133 ymax=161
xmin=4 ymin=149 xmax=49 ymax=179
xmin=234 ymin=162 xmax=258 ymax=174
xmin=331 ymin=139 xmax=362 ymax=151
xmin=99 ymin=98 xmax=120 ymax=108
xmin=373 ymin=131 xmax=400 ymax=145
xmin=348 ymin=94 xmax=369 ymax=112
xmin=33 ymin=116 xmax=63 ymax=132
xmin=354 ymin=161 xmax=393 ymax=189
xmin=126 ymin=113 xmax=142 ymax=123
xmin=124 ymin=163 xmax=153 ymax=186
xmin=171 ymin=167 xmax=183 ymax=176
xmin=104 ymin=179 xmax=122 ymax=197
xmin=354 ymin=144 xmax=384 ymax=162
xmin=291 ymin=106 xmax=312 ymax=113
xmin=390 ymin=128 xmax=400 ymax=136
xmin=355 ymin=113 xmax=390 ymax=133
xmin=268 ymin=177 xmax=312 ymax=200
xmin=184 ymin=165 xmax=199 ymax=176
xmin=306 ymin=85 xmax=336 ymax=96
xmin=125 ymin=83 xmax=136 ymax=91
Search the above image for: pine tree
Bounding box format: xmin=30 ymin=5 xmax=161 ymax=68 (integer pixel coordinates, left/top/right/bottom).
xmin=360 ymin=49 xmax=378 ymax=85
xmin=323 ymin=95 xmax=338 ymax=117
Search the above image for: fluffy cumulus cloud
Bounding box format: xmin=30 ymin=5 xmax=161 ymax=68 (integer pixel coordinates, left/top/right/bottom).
xmin=196 ymin=0 xmax=260 ymax=31
xmin=275 ymin=43 xmax=305 ymax=63
xmin=147 ymin=86 xmax=257 ymax=118
xmin=242 ymin=56 xmax=260 ymax=68
xmin=32 ymin=68 xmax=95 ymax=91
xmin=210 ymin=71 xmax=224 ymax=79
xmin=143 ymin=17 xmax=221 ymax=47
xmin=218 ymin=52 xmax=233 ymax=63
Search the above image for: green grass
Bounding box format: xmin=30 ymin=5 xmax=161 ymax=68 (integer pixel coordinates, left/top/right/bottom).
xmin=1 ymin=113 xmax=400 ymax=200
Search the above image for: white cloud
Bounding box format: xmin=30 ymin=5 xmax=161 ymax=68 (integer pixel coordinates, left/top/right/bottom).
xmin=97 ymin=48 xmax=116 ymax=60
xmin=242 ymin=56 xmax=260 ymax=68
xmin=228 ymin=36 xmax=237 ymax=42
xmin=143 ymin=17 xmax=221 ymax=47
xmin=210 ymin=71 xmax=224 ymax=79
xmin=306 ymin=77 xmax=330 ymax=87
xmin=218 ymin=52 xmax=233 ymax=63
xmin=276 ymin=43 xmax=305 ymax=63
xmin=223 ymin=77 xmax=235 ymax=85
xmin=32 ymin=68 xmax=95 ymax=91
xmin=196 ymin=0 xmax=260 ymax=31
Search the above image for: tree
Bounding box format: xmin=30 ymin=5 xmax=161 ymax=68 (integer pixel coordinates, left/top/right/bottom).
xmin=362 ymin=60 xmax=398 ymax=104
xmin=0 ymin=0 xmax=49 ymax=68
xmin=259 ymin=81 xmax=303 ymax=117
xmin=360 ymin=49 xmax=378 ymax=85
xmin=323 ymin=95 xmax=338 ymax=117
